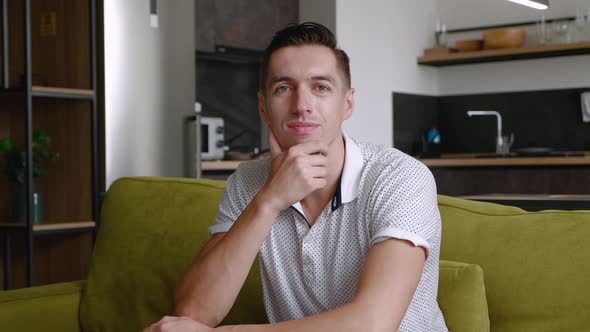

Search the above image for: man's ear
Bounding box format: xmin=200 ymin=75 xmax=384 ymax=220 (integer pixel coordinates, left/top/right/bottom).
xmin=258 ymin=91 xmax=269 ymax=124
xmin=343 ymin=88 xmax=355 ymax=120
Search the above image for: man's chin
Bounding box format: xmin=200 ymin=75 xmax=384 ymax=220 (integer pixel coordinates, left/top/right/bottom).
xmin=286 ymin=135 xmax=322 ymax=146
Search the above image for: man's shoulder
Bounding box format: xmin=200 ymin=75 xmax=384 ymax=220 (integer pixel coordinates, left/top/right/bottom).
xmin=226 ymin=157 xmax=270 ymax=193
xmin=353 ymin=139 xmax=434 ymax=197
xmin=355 ymin=139 xmax=427 ymax=174
xmin=236 ymin=157 xmax=270 ymax=173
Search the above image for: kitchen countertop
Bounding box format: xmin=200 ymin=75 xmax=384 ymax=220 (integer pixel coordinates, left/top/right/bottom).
xmin=419 ymin=152 xmax=590 ymax=167
xmin=202 ymin=151 xmax=590 ymax=171
xmin=202 ymin=160 xmax=248 ymax=171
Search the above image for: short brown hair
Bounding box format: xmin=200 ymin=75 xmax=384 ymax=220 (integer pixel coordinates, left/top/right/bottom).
xmin=260 ymin=22 xmax=351 ymax=91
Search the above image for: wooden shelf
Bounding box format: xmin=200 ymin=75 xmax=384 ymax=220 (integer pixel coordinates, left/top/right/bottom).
xmin=31 ymin=86 xmax=95 ymax=100
xmin=1 ymin=86 xmax=95 ymax=99
xmin=33 ymin=221 xmax=95 ymax=232
xmin=417 ymin=42 xmax=590 ymax=66
xmin=0 ymin=221 xmax=96 ymax=233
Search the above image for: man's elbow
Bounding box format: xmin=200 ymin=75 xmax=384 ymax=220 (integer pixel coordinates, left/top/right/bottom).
xmin=173 ymin=297 xmax=223 ymax=327
xmin=173 ymin=283 xmax=223 ymax=327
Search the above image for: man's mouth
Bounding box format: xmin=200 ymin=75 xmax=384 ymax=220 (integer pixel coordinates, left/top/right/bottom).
xmin=287 ymin=121 xmax=319 ymax=128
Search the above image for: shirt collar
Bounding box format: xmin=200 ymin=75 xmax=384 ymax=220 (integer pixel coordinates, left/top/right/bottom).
xmin=291 ymin=131 xmax=364 ymax=214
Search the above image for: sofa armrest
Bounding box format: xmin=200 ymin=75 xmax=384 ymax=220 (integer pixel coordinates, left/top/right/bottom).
xmin=0 ymin=280 xmax=85 ymax=332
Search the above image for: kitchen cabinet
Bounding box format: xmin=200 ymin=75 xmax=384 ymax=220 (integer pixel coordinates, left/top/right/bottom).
xmin=196 ymin=0 xmax=298 ymax=52
xmin=425 ymin=159 xmax=590 ymax=206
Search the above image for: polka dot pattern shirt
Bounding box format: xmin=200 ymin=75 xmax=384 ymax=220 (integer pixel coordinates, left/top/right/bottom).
xmin=209 ymin=133 xmax=448 ymax=331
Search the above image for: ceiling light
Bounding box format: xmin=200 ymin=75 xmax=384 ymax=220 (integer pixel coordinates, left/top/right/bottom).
xmin=507 ymin=0 xmax=549 ymax=10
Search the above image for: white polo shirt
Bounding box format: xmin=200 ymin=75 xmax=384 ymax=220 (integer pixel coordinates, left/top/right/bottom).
xmin=209 ymin=133 xmax=448 ymax=331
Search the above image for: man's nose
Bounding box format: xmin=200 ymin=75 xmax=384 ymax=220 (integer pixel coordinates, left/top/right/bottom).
xmin=292 ymin=88 xmax=312 ymax=114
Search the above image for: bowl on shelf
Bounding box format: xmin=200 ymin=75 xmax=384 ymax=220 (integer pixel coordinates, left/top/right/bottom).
xmin=483 ymin=28 xmax=526 ymax=49
xmin=455 ymin=39 xmax=484 ymax=52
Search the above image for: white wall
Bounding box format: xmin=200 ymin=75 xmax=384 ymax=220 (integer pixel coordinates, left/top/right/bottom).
xmin=303 ymin=0 xmax=590 ymax=146
xmin=299 ymin=0 xmax=336 ymax=34
xmin=437 ymin=0 xmax=590 ymax=95
xmin=439 ymin=0 xmax=589 ymax=29
xmin=301 ymin=0 xmax=438 ymax=146
xmin=104 ymin=0 xmax=195 ymax=188
xmin=334 ymin=0 xmax=438 ymax=146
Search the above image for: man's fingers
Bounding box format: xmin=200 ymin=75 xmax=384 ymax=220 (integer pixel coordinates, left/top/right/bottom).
xmin=306 ymin=154 xmax=328 ymax=167
xmin=307 ymin=165 xmax=328 ymax=178
xmin=158 ymin=316 xmax=175 ymax=323
xmin=292 ymin=140 xmax=328 ymax=156
xmin=267 ymin=126 xmax=282 ymax=158
xmin=310 ymin=178 xmax=328 ymax=189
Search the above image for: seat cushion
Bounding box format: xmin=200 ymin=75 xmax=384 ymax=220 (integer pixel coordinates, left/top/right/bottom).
xmin=79 ymin=177 xmax=267 ymax=332
xmin=438 ymin=260 xmax=489 ymax=332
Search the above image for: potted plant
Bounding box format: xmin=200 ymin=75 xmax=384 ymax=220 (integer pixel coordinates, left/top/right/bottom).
xmin=0 ymin=130 xmax=60 ymax=223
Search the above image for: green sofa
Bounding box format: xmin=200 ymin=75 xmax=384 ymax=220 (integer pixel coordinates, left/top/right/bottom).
xmin=1 ymin=177 xmax=589 ymax=331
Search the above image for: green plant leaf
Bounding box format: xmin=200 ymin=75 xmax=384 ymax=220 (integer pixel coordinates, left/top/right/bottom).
xmin=0 ymin=138 xmax=13 ymax=152
xmin=33 ymin=130 xmax=50 ymax=145
xmin=1 ymin=131 xmax=58 ymax=184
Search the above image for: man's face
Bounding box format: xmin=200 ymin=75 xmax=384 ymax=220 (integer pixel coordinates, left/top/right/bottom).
xmin=258 ymin=44 xmax=354 ymax=150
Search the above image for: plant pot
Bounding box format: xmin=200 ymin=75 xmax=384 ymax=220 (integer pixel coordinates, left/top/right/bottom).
xmin=11 ymin=184 xmax=44 ymax=224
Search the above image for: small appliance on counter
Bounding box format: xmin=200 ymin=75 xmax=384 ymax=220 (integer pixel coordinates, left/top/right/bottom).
xmin=200 ymin=116 xmax=225 ymax=160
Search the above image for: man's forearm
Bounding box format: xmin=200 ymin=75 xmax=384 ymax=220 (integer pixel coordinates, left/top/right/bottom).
xmin=174 ymin=192 xmax=279 ymax=326
xmin=216 ymin=301 xmax=392 ymax=332
xmin=214 ymin=238 xmax=425 ymax=332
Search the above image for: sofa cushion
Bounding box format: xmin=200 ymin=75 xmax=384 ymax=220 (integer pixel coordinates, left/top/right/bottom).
xmin=79 ymin=177 xmax=267 ymax=332
xmin=0 ymin=281 xmax=84 ymax=332
xmin=438 ymin=260 xmax=489 ymax=332
xmin=438 ymin=195 xmax=590 ymax=332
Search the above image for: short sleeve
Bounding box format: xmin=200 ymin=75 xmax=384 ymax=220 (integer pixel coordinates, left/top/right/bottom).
xmin=367 ymin=159 xmax=440 ymax=258
xmin=208 ymin=170 xmax=247 ymax=236
xmin=207 ymin=160 xmax=269 ymax=236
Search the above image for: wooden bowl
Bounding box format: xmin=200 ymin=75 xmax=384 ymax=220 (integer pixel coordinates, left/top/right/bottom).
xmin=455 ymin=39 xmax=483 ymax=52
xmin=483 ymin=28 xmax=526 ymax=49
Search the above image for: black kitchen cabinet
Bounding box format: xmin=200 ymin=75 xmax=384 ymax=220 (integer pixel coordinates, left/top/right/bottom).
xmin=196 ymin=0 xmax=298 ymax=52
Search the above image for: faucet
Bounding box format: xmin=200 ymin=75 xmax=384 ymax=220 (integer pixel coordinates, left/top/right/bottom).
xmin=466 ymin=110 xmax=503 ymax=154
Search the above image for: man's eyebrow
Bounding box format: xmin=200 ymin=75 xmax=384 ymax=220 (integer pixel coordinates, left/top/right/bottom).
xmin=311 ymin=75 xmax=336 ymax=83
xmin=268 ymin=76 xmax=293 ymax=86
xmin=269 ymin=75 xmax=336 ymax=85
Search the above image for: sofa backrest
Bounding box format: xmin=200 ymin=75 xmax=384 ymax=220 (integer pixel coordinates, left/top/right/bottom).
xmin=438 ymin=195 xmax=590 ymax=332
xmin=79 ymin=177 xmax=267 ymax=332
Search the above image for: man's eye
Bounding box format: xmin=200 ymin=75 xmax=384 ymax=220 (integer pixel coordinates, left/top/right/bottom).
xmin=316 ymin=84 xmax=330 ymax=92
xmin=276 ymin=85 xmax=290 ymax=93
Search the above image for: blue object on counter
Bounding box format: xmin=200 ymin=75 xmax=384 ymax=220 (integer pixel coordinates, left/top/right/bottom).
xmin=426 ymin=126 xmax=441 ymax=144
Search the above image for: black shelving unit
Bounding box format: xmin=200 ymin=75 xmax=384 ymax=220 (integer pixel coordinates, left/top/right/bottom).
xmin=0 ymin=0 xmax=101 ymax=289
xmin=1 ymin=0 xmax=9 ymax=88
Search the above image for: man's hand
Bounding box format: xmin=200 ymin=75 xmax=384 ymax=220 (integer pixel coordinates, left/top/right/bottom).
xmin=144 ymin=316 xmax=215 ymax=332
xmin=259 ymin=128 xmax=328 ymax=212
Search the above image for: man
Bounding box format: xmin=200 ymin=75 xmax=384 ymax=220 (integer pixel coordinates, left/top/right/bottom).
xmin=146 ymin=22 xmax=448 ymax=332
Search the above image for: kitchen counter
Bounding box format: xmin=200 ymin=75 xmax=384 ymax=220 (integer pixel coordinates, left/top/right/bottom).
xmin=419 ymin=152 xmax=590 ymax=167
xmin=202 ymin=160 xmax=247 ymax=171
xmin=203 ymin=152 xmax=590 ymax=171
